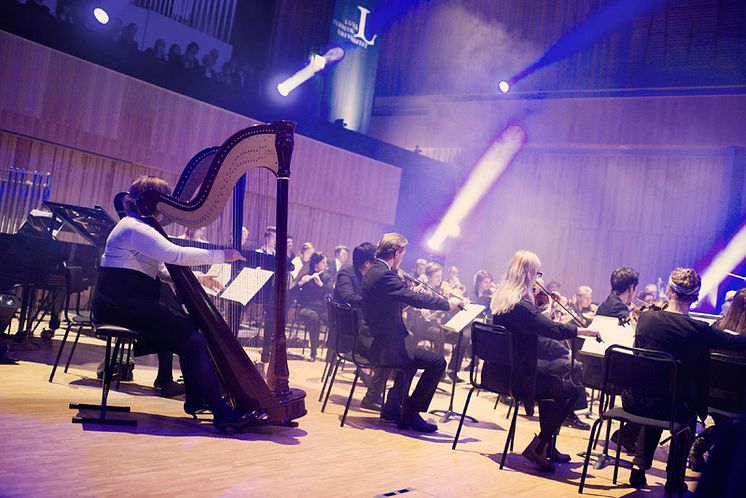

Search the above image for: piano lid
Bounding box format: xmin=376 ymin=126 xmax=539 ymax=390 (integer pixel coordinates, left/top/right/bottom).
xmin=42 ymin=201 xmax=116 ymax=249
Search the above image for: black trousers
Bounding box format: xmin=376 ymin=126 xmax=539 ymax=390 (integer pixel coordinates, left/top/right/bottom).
xmin=91 ymin=268 xmax=226 ymax=411
xmin=383 ymin=347 xmax=446 ymax=414
xmin=298 ymin=307 xmax=326 ymax=358
xmin=534 ymin=372 xmax=581 ymax=442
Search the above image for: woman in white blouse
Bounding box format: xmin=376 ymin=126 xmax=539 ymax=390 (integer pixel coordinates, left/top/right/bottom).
xmin=91 ymin=176 xmax=254 ymax=433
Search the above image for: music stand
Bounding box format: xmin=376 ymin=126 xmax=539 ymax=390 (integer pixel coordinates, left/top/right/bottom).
xmin=429 ymin=304 xmax=485 ymax=423
xmin=42 ymin=201 xmax=116 ymax=248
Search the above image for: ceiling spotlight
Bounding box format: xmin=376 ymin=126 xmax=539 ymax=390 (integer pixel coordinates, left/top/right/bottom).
xmin=93 ymin=7 xmax=110 ymax=24
xmin=498 ymin=81 xmax=510 ymax=94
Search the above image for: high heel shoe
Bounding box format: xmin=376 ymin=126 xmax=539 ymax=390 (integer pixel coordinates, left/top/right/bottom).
xmin=183 ymin=399 xmax=211 ymax=419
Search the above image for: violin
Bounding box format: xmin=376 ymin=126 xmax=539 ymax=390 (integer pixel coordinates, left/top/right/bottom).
xmin=532 ymin=281 xmax=551 ymax=310
xmin=620 ymin=299 xmax=668 ymax=327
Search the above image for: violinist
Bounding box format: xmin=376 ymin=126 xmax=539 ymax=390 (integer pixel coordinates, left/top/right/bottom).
xmin=596 ymin=266 xmax=639 ymax=321
xmin=624 ymin=269 xmax=746 ymax=492
xmin=473 ymin=270 xmax=496 ymax=308
xmin=361 ymin=233 xmax=463 ymax=433
xmin=446 ymin=265 xmax=467 ymax=297
xmin=569 ymin=286 xmax=596 ymax=327
xmin=487 ymin=250 xmax=601 ymax=471
xmin=410 ymin=262 xmax=453 ymax=357
xmin=91 ymin=176 xmax=258 ymax=433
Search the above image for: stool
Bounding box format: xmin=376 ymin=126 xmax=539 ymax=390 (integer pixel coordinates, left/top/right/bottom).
xmin=70 ymin=323 xmax=140 ymax=427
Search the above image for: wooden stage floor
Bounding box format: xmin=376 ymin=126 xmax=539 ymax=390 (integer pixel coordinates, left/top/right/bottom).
xmin=0 ymin=330 xmax=697 ymax=497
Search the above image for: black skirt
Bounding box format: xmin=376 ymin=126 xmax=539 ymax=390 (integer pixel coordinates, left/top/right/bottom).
xmin=91 ymin=267 xmax=197 ymax=356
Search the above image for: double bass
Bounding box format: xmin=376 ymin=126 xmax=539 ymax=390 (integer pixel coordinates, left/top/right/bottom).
xmin=128 ymin=121 xmax=306 ymax=425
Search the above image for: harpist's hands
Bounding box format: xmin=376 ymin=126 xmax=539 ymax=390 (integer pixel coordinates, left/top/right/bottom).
xmin=197 ymin=275 xmax=224 ymax=292
xmin=224 ymin=249 xmax=246 ymax=263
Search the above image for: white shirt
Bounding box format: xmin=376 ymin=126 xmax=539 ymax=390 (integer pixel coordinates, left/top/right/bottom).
xmin=101 ymin=216 xmax=225 ymax=279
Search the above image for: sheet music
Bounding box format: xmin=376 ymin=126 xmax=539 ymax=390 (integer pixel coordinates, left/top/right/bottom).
xmin=443 ymin=304 xmax=486 ymax=333
xmin=580 ymin=315 xmax=635 ymax=357
xmin=219 ymin=267 xmax=273 ymax=306
xmin=197 ymin=263 xmax=232 ymax=296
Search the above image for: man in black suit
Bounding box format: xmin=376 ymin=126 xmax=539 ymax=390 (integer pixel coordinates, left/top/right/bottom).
xmin=596 ymin=266 xmax=639 ymax=320
xmin=595 ymin=266 xmax=640 ymax=452
xmin=333 ymin=242 xmax=384 ymax=410
xmin=361 ymin=233 xmax=463 ymax=433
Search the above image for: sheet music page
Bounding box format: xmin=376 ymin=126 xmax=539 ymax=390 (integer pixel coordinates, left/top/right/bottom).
xmin=197 ymin=263 xmax=232 ymax=296
xmin=580 ymin=315 xmax=635 ymax=357
xmin=219 ymin=267 xmax=273 ymax=306
xmin=443 ymin=304 xmax=486 ymax=333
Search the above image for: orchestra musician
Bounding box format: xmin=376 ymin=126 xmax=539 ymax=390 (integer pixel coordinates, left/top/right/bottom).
xmin=568 ymin=286 xmax=596 ymax=327
xmin=296 ymin=251 xmax=334 ymax=361
xmin=473 ymin=270 xmax=496 ymax=308
xmin=595 ymin=266 xmax=640 ymax=453
xmin=410 ymin=262 xmax=453 ymax=357
xmin=332 ymin=242 xmax=385 ymax=411
xmin=487 ymin=250 xmax=600 ymax=471
xmin=689 ymin=287 xmax=746 ymax=471
xmin=596 ymin=266 xmax=639 ymax=320
xmin=623 ymin=269 xmax=746 ymax=492
xmin=90 ymin=176 xmax=258 ymax=432
xmin=446 ymin=265 xmax=467 ymax=296
xmin=361 ymin=233 xmax=463 ymax=433
xmin=256 ymin=225 xmax=276 ymax=255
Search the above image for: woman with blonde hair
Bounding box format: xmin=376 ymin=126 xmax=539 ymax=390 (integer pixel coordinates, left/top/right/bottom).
xmin=487 ymin=250 xmax=600 ymax=471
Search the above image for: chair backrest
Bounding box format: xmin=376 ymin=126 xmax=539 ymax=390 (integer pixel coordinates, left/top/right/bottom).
xmin=332 ymin=301 xmax=358 ymax=356
xmin=709 ymin=353 xmax=746 ymax=414
xmin=602 ymin=345 xmax=678 ymax=417
xmin=471 ymin=321 xmax=514 ymax=395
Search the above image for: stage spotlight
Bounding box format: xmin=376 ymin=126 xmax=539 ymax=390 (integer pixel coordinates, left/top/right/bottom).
xmin=698 ymin=220 xmax=746 ymax=307
xmin=426 ymin=125 xmax=527 ymax=252
xmin=93 ymin=7 xmax=109 ymax=24
xmin=498 ymin=81 xmax=510 ymax=93
xmin=277 ymin=47 xmax=344 ymax=97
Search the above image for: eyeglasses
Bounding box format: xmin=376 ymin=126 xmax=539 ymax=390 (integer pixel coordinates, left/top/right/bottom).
xmin=536 ymin=272 xmax=543 ymax=278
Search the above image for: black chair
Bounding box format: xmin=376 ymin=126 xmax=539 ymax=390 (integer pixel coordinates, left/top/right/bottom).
xmin=49 ymin=264 xmax=95 ymax=382
xmin=318 ymin=297 xmax=339 ymax=401
xmin=708 ymin=353 xmax=746 ymax=420
xmin=321 ymin=301 xmax=412 ymax=428
xmin=452 ymin=322 xmax=520 ymax=470
xmin=69 ymin=323 xmax=140 ymax=426
xmin=578 ymin=345 xmax=691 ymax=496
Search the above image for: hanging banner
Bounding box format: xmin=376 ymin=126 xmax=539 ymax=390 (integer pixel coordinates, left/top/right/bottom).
xmin=323 ymin=0 xmax=382 ymax=133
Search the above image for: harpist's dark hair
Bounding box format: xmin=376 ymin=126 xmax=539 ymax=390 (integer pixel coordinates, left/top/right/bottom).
xmin=124 ymin=176 xmax=171 ymax=214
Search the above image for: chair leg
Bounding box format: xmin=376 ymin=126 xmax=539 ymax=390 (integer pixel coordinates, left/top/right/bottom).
xmin=340 ymin=367 xmax=361 ymax=427
xmin=506 ymin=399 xmax=513 ymax=419
xmin=321 ymin=359 xmax=340 ymax=413
xmin=494 ymin=394 xmax=500 ymax=410
xmin=319 ymin=355 xmax=335 ymax=402
xmin=452 ymin=387 xmax=475 ymax=450
xmin=500 ymin=400 xmax=520 ymax=469
xmin=508 ymin=400 xmax=518 ymax=452
xmin=612 ymin=421 xmax=624 ymax=484
xmin=49 ymin=323 xmax=73 ymax=382
xmin=63 ymin=326 xmax=83 ymax=373
xmin=100 ymin=337 xmax=119 ymax=420
xmin=116 ymin=337 xmax=126 ymax=389
xmin=578 ymin=418 xmax=605 ymax=494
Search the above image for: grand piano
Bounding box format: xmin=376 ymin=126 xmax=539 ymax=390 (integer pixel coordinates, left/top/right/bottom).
xmin=0 ymin=202 xmax=114 ymax=340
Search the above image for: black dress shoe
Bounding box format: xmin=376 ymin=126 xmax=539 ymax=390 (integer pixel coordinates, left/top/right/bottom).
xmin=629 ymin=467 xmax=647 ymax=489
xmin=360 ymin=397 xmax=382 ymax=412
xmin=563 ymin=413 xmax=591 ymax=430
xmin=664 ymin=479 xmax=688 ymax=494
xmin=213 ymin=409 xmax=261 ymax=434
xmin=380 ymin=405 xmax=400 ymax=423
xmin=550 ymin=446 xmax=572 ymax=463
xmin=154 ymin=379 xmax=186 ymax=398
xmin=446 ymin=372 xmax=464 ymax=384
xmin=400 ymin=413 xmax=437 ymax=433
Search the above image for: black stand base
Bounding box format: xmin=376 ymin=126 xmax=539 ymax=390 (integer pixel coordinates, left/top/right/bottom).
xmin=69 ymin=403 xmax=137 ymax=427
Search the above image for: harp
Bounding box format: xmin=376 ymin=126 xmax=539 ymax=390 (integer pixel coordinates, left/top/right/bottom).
xmin=130 ymin=121 xmax=306 ymax=424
